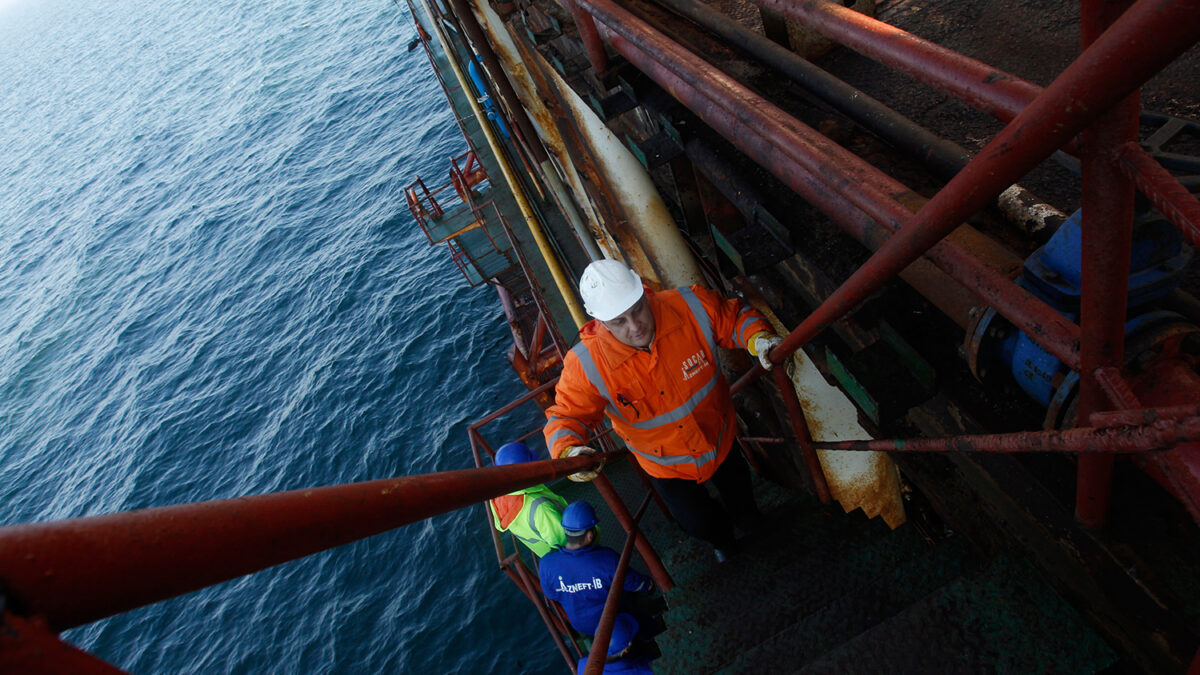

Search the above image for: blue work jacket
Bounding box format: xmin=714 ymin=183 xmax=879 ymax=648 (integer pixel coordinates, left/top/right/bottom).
xmin=538 ymin=544 xmax=653 ymax=635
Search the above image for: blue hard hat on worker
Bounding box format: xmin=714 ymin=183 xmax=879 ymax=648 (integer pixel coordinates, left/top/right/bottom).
xmin=561 ymin=500 xmax=598 ymax=534
xmin=574 ymin=613 xmax=654 ymax=674
xmin=495 ymin=441 xmax=538 ymax=465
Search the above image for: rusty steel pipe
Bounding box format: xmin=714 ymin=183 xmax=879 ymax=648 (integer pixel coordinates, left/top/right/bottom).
xmin=1091 ymin=405 xmax=1200 ymax=428
xmin=773 ymin=366 xmax=832 ymax=502
xmin=563 ymin=0 xmax=610 ymax=73
xmin=587 ymin=3 xmax=1082 ymax=371
xmin=1116 ymin=141 xmax=1200 ymax=249
xmin=1074 ymin=0 xmax=1141 ymax=529
xmin=813 ymin=418 xmax=1200 ymax=454
xmin=468 ymin=376 xmax=560 ymax=433
xmin=0 ymin=612 xmax=131 ymax=675
xmin=592 ymin=471 xmax=674 ymax=591
xmin=655 ymin=0 xmax=969 ymax=179
xmin=754 ymin=0 xmax=1200 ymax=387
xmin=748 ymin=0 xmax=1043 ymax=123
xmin=444 ymin=0 xmax=550 ymax=164
xmin=0 ymin=453 xmax=612 ymax=632
xmin=1093 ymin=366 xmax=1144 ymax=411
xmin=582 ymin=494 xmax=652 ymax=675
xmin=508 ymin=557 xmax=579 ymax=668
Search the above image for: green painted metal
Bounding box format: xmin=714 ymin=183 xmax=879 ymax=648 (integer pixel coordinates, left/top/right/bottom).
xmin=825 ymin=346 xmax=880 ymax=424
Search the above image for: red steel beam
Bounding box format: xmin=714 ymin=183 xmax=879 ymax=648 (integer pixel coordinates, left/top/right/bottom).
xmin=1091 ymin=405 xmax=1200 ymax=428
xmin=750 ymin=0 xmax=1040 ymax=123
xmin=0 ymin=454 xmax=611 ymax=632
xmin=773 ymin=366 xmax=832 ymax=502
xmin=0 ymin=612 xmax=129 ymax=675
xmin=1115 ymin=141 xmax=1200 ymax=249
xmin=582 ymin=494 xmax=651 ymax=675
xmin=579 ymin=0 xmax=1082 ymax=375
xmin=1074 ymin=0 xmax=1141 ymax=529
xmin=1093 ymin=366 xmax=1144 ymax=411
xmin=813 ymin=417 xmax=1200 ymax=453
xmin=753 ymin=0 xmax=1199 ymax=385
xmin=592 ymin=471 xmax=675 ymax=591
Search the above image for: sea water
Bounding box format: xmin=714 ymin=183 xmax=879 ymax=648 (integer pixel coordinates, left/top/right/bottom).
xmin=0 ymin=0 xmax=556 ymax=671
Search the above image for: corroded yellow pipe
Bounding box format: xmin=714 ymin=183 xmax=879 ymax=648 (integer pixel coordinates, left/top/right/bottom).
xmin=420 ymin=0 xmax=588 ymax=327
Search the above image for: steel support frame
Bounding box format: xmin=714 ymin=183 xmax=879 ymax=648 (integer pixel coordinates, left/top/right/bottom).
xmin=581 ymin=0 xmax=1082 ymax=370
xmin=582 ymin=493 xmax=652 ymax=675
xmin=813 ymin=414 xmax=1200 ymax=453
xmin=1075 ymin=0 xmax=1141 ymax=528
xmin=0 ymin=453 xmax=607 ymax=633
xmin=569 ymin=0 xmax=1200 ymax=523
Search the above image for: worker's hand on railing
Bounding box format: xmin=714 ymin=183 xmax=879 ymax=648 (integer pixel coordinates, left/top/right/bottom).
xmin=561 ymin=445 xmax=602 ymax=482
xmin=751 ymin=333 xmax=785 ymax=371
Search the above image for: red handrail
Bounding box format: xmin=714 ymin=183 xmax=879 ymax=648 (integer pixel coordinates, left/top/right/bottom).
xmin=0 ymin=455 xmax=609 ymax=633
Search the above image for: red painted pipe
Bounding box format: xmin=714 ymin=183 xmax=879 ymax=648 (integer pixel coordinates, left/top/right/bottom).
xmin=0 ymin=612 xmax=130 ymax=674
xmin=592 ymin=471 xmax=674 ymax=591
xmin=1128 ymin=359 xmax=1200 ymax=524
xmin=812 ymin=418 xmax=1200 ymax=453
xmin=582 ymin=494 xmax=651 ymax=675
xmin=1091 ymin=405 xmax=1200 ymax=428
xmin=773 ymin=366 xmax=832 ymax=502
xmin=1116 ymin=141 xmax=1200 ymax=249
xmin=750 ymin=0 xmax=1040 ymax=123
xmin=756 ymin=0 xmax=1199 ymax=387
xmin=1074 ymin=0 xmax=1141 ymax=529
xmin=583 ymin=0 xmax=1081 ymax=374
xmin=0 ymin=454 xmax=610 ymax=632
xmin=1093 ymin=366 xmax=1143 ymax=411
xmin=562 ymin=0 xmax=609 ymax=73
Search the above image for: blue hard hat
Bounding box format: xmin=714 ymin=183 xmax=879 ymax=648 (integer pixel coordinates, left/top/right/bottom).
xmin=561 ymin=500 xmax=598 ymax=534
xmin=608 ymin=613 xmax=638 ymax=656
xmin=495 ymin=442 xmax=537 ymax=465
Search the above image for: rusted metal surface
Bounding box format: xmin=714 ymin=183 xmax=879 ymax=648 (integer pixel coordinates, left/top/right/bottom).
xmin=477 ymin=0 xmax=704 ymax=288
xmin=510 ymin=556 xmax=580 ymax=669
xmin=561 ymin=0 xmax=609 ymax=73
xmin=593 ymin=472 xmax=674 ymax=591
xmin=750 ymin=0 xmax=1040 ymax=122
xmin=743 ymin=0 xmax=1199 ymax=389
xmin=813 ymin=417 xmax=1200 ymax=453
xmin=582 ymin=494 xmax=652 ymax=675
xmin=1128 ymin=357 xmax=1200 ymax=524
xmin=1091 ymin=404 xmax=1200 ymax=428
xmin=1093 ymin=366 xmax=1144 ymax=411
xmin=0 ymin=454 xmax=610 ymax=632
xmin=1074 ymin=0 xmax=1141 ymax=529
xmin=773 ymin=365 xmax=832 ymax=502
xmin=0 ymin=612 xmax=130 ymax=674
xmin=736 ymin=283 xmax=905 ymax=526
xmin=586 ymin=0 xmax=1080 ymax=365
xmin=1116 ymin=140 xmax=1200 ymax=249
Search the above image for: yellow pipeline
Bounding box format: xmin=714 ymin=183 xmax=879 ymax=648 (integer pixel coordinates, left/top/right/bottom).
xmin=421 ymin=1 xmax=588 ymax=328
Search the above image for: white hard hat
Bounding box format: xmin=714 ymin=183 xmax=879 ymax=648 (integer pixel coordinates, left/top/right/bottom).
xmin=579 ymin=260 xmax=644 ymax=321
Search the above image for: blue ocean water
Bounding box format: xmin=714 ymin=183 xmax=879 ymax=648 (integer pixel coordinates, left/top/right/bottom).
xmin=0 ymin=0 xmax=556 ymax=671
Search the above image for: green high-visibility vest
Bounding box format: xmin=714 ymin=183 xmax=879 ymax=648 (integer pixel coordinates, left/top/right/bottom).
xmin=490 ymin=484 xmax=568 ymax=557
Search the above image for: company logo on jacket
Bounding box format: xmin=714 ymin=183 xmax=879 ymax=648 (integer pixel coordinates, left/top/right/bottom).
xmin=556 ymin=576 xmax=605 ymax=593
xmin=681 ymin=350 xmax=711 ymax=381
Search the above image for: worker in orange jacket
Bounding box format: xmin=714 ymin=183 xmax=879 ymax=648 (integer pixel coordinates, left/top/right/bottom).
xmin=543 ymin=260 xmax=785 ymax=562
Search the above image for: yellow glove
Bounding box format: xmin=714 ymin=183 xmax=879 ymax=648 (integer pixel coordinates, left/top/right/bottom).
xmin=561 ymin=445 xmax=602 ymax=482
xmin=751 ymin=333 xmax=785 ymax=371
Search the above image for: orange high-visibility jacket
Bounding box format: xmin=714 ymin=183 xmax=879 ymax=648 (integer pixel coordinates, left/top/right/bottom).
xmin=543 ymin=285 xmax=771 ymax=481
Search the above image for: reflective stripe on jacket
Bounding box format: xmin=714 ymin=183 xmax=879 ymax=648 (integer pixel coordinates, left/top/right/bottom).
xmin=489 ymin=484 xmax=568 ymax=557
xmin=543 ymin=285 xmax=770 ymax=481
